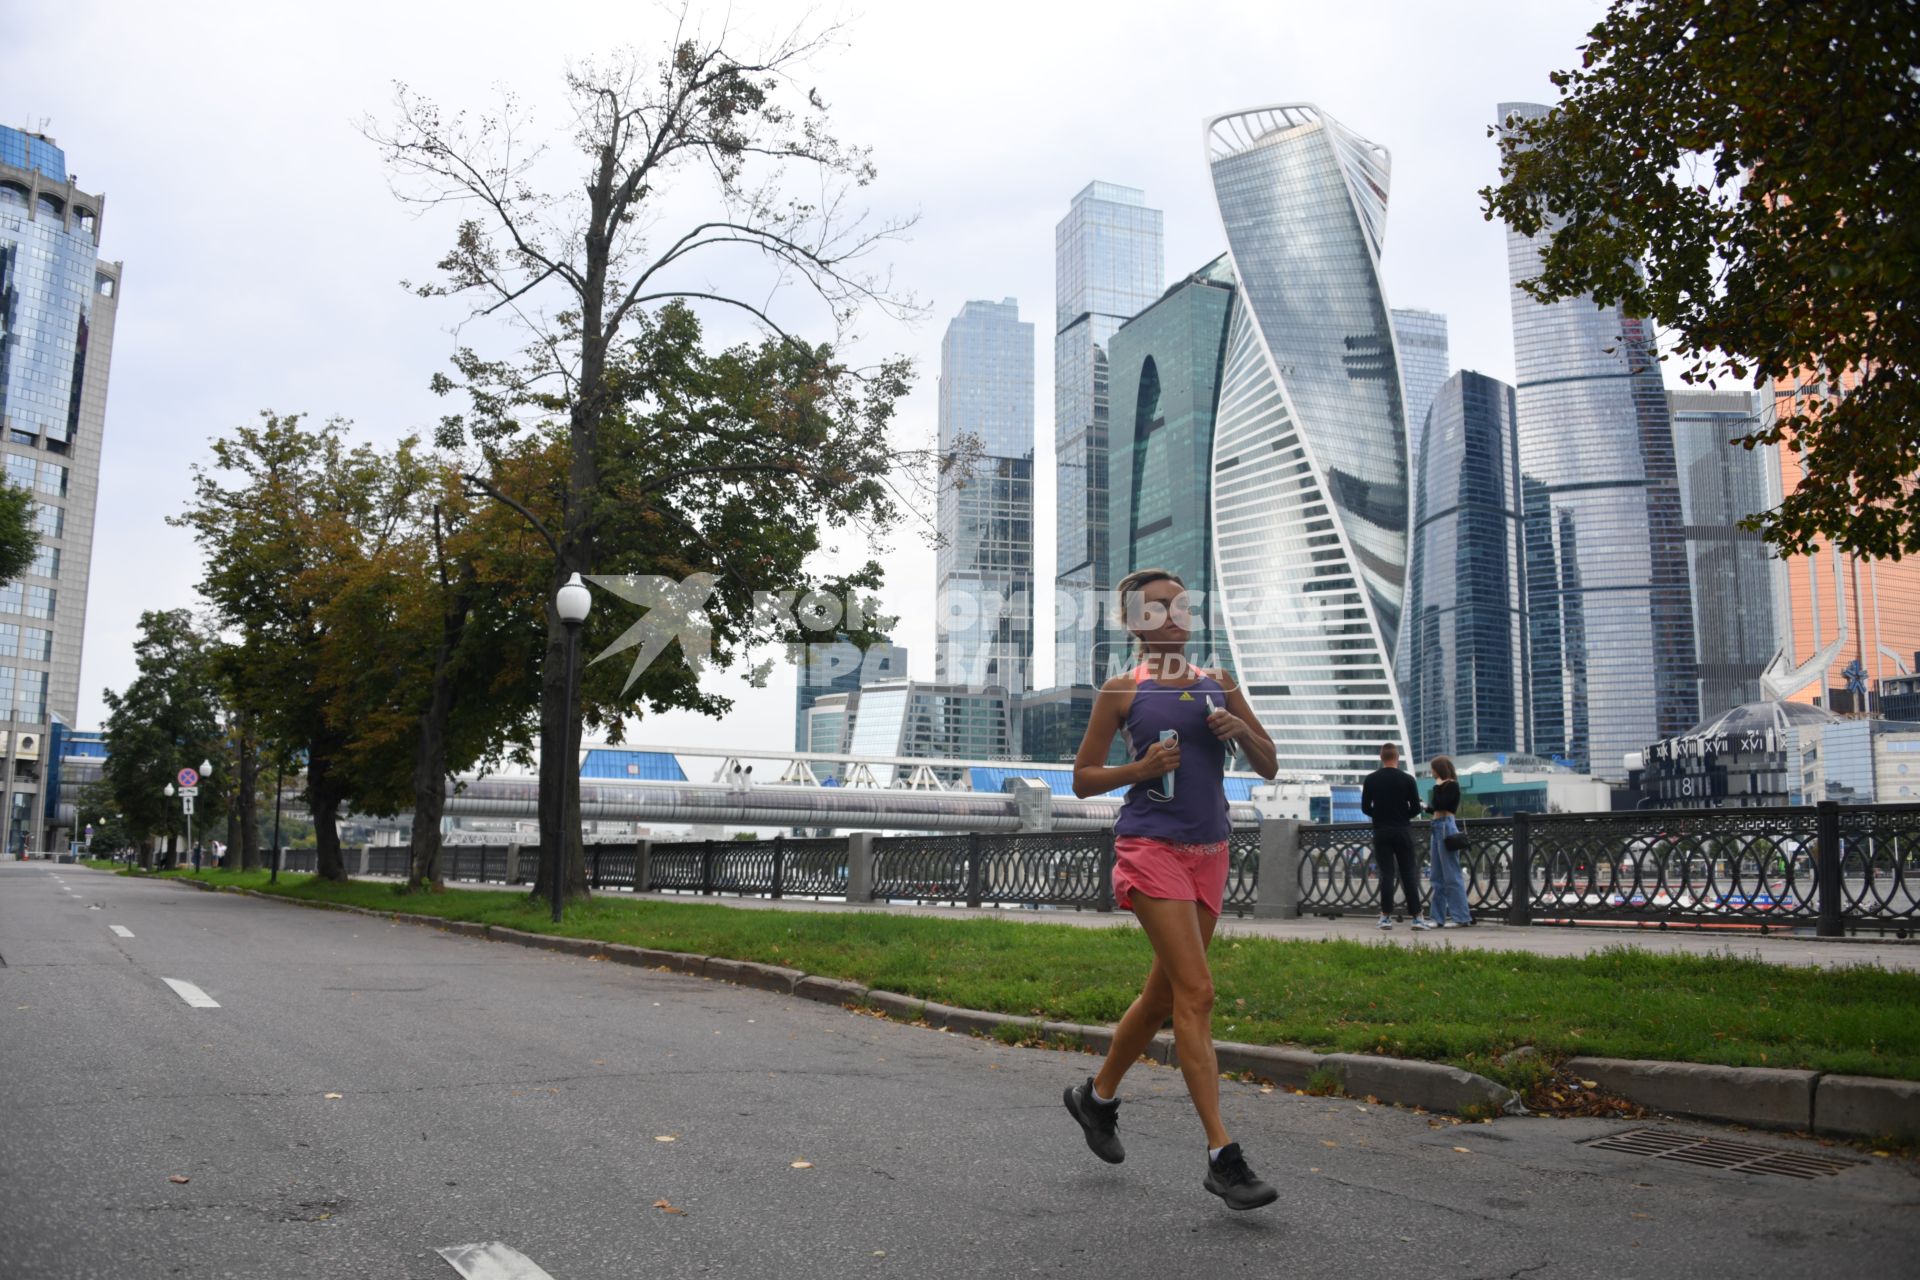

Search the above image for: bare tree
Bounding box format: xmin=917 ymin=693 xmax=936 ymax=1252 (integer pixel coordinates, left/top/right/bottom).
xmin=366 ymin=12 xmax=916 ymax=905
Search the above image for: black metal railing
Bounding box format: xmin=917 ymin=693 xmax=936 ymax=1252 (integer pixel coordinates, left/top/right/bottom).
xmin=1298 ymin=802 xmax=1920 ymax=933
xmin=869 ymin=831 xmax=1116 ymax=909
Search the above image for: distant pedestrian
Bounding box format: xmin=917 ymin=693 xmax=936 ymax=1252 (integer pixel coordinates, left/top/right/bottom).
xmin=1360 ymin=743 xmax=1429 ymax=930
xmin=1060 ymin=567 xmax=1283 ymax=1211
xmin=1425 ymin=756 xmax=1472 ymax=928
xmin=191 ymin=843 xmax=203 ymax=873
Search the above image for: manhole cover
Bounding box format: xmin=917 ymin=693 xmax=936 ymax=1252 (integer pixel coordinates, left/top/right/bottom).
xmin=1588 ymin=1128 xmax=1862 ymax=1179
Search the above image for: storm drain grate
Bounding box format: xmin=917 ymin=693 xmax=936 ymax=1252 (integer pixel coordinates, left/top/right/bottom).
xmin=1588 ymin=1128 xmax=1861 ymax=1179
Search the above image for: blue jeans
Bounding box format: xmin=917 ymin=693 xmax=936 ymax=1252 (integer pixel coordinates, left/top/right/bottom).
xmin=1427 ymin=818 xmax=1471 ymax=924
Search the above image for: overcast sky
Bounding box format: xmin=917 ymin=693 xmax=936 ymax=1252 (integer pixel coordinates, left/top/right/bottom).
xmin=17 ymin=0 xmax=1613 ymax=757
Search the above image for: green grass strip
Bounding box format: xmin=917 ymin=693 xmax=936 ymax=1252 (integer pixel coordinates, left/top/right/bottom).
xmin=139 ymin=866 xmax=1920 ymax=1088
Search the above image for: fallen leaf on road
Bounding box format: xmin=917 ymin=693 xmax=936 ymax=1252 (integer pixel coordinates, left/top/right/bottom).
xmin=790 ymin=1160 xmax=813 ymax=1169
xmin=1309 ymin=1167 xmax=1320 ymax=1173
xmin=872 ymin=1250 xmax=886 ymax=1257
xmin=1631 ymin=1212 xmax=1651 ymax=1220
xmin=169 ymin=1175 xmax=190 ymax=1184
xmin=1578 ymin=1079 xmax=1599 ymax=1089
xmin=323 ymin=1093 xmax=342 ymax=1100
xmin=652 ymin=1199 xmax=686 ymax=1215
xmin=1452 ymin=1146 xmax=1472 ymax=1154
xmin=655 ymin=1135 xmax=677 ymax=1143
xmin=1320 ymin=1140 xmax=1338 ymax=1148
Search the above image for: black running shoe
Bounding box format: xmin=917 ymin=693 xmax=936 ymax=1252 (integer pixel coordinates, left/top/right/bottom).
xmin=1203 ymin=1142 xmax=1279 ymax=1210
xmin=1063 ymin=1077 xmax=1125 ymax=1164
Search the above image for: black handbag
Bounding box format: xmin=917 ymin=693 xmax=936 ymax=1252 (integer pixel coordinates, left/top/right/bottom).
xmin=1443 ymin=821 xmax=1471 ymax=853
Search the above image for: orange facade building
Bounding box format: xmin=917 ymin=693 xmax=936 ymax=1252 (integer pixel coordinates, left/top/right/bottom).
xmin=1768 ymin=372 xmax=1920 ymax=714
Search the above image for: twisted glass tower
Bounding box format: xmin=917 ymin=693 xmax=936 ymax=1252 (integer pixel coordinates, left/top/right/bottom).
xmin=1204 ymin=105 xmax=1411 ymax=780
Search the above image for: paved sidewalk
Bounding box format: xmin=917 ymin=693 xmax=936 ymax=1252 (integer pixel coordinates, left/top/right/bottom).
xmin=305 ymin=867 xmax=1920 ymax=971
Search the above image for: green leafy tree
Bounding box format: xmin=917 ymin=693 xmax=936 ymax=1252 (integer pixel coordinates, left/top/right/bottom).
xmin=73 ymin=778 xmax=133 ymax=858
xmin=172 ymin=414 xmax=429 ymax=881
xmin=1483 ymin=0 xmax=1920 ymax=558
xmin=367 ymin=26 xmax=920 ymax=906
xmin=100 ymin=610 xmax=228 ymax=867
xmin=0 ymin=484 xmax=37 ymax=585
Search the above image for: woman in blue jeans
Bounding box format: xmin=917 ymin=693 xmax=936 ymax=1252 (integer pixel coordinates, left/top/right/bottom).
xmin=1425 ymin=756 xmax=1472 ymax=927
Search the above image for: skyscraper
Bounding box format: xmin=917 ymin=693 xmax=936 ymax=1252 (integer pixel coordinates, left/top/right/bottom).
xmin=1204 ymin=105 xmax=1412 ymax=780
xmin=1105 ymin=255 xmax=1237 ymax=674
xmin=1403 ymin=371 xmax=1527 ymax=761
xmin=935 ymin=298 xmax=1035 ymax=696
xmin=0 ymin=126 xmax=120 ymax=853
xmin=792 ymin=637 xmax=907 ymax=753
xmin=1501 ymin=101 xmax=1697 ymax=780
xmin=1053 ymin=183 xmax=1163 ymax=687
xmin=1391 ymin=308 xmax=1450 ymax=467
xmin=1764 ymin=370 xmax=1920 ymax=714
xmin=1667 ymin=388 xmax=1780 ymax=719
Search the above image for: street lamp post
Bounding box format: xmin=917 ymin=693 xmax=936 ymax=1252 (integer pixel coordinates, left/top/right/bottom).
xmin=270 ymin=758 xmax=285 ymax=885
xmin=552 ymin=572 xmax=593 ymax=924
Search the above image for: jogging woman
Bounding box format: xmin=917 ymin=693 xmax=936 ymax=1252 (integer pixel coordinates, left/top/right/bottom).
xmin=1060 ymin=567 xmax=1282 ymax=1210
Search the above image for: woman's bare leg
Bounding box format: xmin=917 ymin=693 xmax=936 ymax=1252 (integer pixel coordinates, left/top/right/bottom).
xmin=1095 ymin=894 xmax=1226 ymax=1146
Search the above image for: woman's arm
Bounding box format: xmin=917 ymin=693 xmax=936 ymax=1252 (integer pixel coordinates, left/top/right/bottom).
xmin=1072 ymin=677 xmax=1168 ymax=798
xmin=1207 ymin=670 xmax=1279 ymax=781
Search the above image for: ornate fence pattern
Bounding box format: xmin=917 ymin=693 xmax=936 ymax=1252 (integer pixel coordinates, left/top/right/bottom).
xmin=285 ymin=801 xmax=1919 ymax=934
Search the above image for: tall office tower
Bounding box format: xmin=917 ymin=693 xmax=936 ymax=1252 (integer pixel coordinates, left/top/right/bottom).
xmin=935 ymin=298 xmax=1036 ymax=697
xmin=1403 ymin=371 xmax=1527 ymax=761
xmin=792 ymin=637 xmax=907 ymax=752
xmin=1105 ymin=255 xmax=1237 ymax=672
xmin=841 ymin=679 xmax=1014 ymax=784
xmin=1765 ymin=370 xmax=1920 ymax=714
xmin=1391 ymin=309 xmax=1450 ymax=466
xmin=0 ymin=127 xmax=120 ymax=854
xmin=1500 ymin=101 xmax=1696 ymax=780
xmin=1666 ymin=389 xmax=1781 ymax=719
xmin=1053 ymin=183 xmax=1164 ymax=686
xmin=1205 ymin=105 xmax=1411 ymax=781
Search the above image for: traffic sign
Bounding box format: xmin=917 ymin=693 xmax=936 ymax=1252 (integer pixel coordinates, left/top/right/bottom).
xmin=176 ymin=768 xmax=200 ymax=789
xmin=178 ymin=787 xmax=198 ymax=798
xmin=181 ymin=797 xmax=195 ymax=815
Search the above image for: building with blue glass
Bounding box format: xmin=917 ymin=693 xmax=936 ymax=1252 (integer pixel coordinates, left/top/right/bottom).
xmin=935 ymin=299 xmax=1035 ymax=697
xmin=1053 ymin=183 xmax=1163 ymax=687
xmin=1104 ymin=255 xmax=1237 ymax=674
xmin=1403 ymin=370 xmax=1527 ymax=762
xmin=1391 ymin=308 xmax=1450 ymax=468
xmin=792 ymin=636 xmax=907 ymax=759
xmin=1501 ymin=102 xmax=1697 ymax=781
xmin=1204 ymin=105 xmax=1412 ymax=780
xmin=0 ymin=126 xmax=121 ymax=853
xmin=1667 ymin=388 xmax=1780 ymax=720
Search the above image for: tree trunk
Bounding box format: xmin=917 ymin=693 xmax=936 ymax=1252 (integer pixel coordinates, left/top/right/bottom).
xmin=308 ymin=738 xmax=348 ymax=881
xmin=237 ymin=722 xmax=259 ymax=871
xmin=408 ymin=598 xmax=471 ymax=893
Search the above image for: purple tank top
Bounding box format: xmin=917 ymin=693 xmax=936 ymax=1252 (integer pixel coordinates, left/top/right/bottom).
xmin=1113 ymin=671 xmax=1231 ymax=843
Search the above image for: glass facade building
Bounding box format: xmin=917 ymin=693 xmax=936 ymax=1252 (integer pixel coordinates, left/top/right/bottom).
xmin=1391 ymin=308 xmax=1450 ymax=468
xmin=1403 ymin=371 xmax=1527 ymax=762
xmin=792 ymin=637 xmax=907 ymax=752
xmin=1053 ymin=184 xmax=1164 ymax=686
xmin=1667 ymin=389 xmax=1781 ymax=719
xmin=1104 ymin=255 xmax=1237 ymax=675
xmin=840 ymin=680 xmax=1014 ymax=785
xmin=0 ymin=125 xmax=120 ymax=853
xmin=1765 ymin=369 xmax=1920 ymax=715
xmin=935 ymin=299 xmax=1036 ymax=696
xmin=1205 ymin=105 xmax=1411 ymax=780
xmin=1501 ymin=102 xmax=1697 ymax=781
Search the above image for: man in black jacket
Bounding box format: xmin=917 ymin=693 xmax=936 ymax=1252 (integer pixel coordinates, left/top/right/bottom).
xmin=1359 ymin=743 xmax=1428 ymax=930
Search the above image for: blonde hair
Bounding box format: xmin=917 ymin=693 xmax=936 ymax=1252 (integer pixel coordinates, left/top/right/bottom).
xmin=1115 ymin=568 xmax=1186 ymax=656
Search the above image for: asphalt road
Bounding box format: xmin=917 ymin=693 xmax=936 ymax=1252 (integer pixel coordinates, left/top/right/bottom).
xmin=3 ymin=861 xmax=1916 ymax=1280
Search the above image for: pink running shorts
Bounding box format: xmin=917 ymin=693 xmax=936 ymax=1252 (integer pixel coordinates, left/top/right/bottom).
xmin=1112 ymin=835 xmax=1231 ymax=917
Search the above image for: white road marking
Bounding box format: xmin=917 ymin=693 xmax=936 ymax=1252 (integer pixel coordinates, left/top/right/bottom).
xmin=436 ymin=1242 xmax=559 ymax=1279
xmin=110 ymin=925 xmax=134 ymax=938
xmin=161 ymin=978 xmax=220 ymax=1008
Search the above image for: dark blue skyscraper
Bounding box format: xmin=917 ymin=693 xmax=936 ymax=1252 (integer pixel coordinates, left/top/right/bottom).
xmin=1403 ymin=371 xmax=1527 ymax=761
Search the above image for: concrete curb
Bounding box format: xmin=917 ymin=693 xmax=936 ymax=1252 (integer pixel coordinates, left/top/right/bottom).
xmin=1567 ymin=1055 xmax=1920 ymax=1139
xmin=170 ymin=878 xmax=1527 ymax=1118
